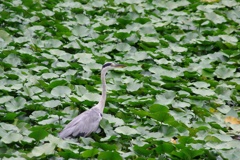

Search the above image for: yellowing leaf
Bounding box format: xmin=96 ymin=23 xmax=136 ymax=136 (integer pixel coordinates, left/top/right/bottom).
xmin=209 ymin=107 xmax=216 ymax=113
xmin=170 ymin=137 xmax=178 ymax=144
xmin=225 ymin=116 xmax=240 ymax=124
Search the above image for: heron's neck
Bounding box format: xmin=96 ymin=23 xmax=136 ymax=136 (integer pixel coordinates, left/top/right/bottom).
xmin=97 ymin=69 xmax=108 ymax=112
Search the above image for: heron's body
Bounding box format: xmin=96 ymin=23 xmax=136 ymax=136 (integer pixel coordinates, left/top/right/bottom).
xmin=59 ymin=62 xmax=124 ymax=138
xmin=59 ymin=107 xmax=102 ymax=138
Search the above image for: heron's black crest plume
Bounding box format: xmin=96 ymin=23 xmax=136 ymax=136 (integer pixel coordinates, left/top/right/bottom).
xmin=102 ymin=62 xmax=113 ymax=69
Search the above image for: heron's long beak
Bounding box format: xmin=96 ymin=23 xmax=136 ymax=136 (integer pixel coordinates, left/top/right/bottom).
xmin=114 ymin=64 xmax=126 ymax=68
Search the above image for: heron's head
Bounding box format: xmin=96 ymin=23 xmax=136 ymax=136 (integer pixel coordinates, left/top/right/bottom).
xmin=102 ymin=62 xmax=125 ymax=71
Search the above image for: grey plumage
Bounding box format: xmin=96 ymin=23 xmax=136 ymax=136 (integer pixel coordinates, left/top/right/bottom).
xmin=59 ymin=108 xmax=102 ymax=138
xmin=59 ymin=62 xmax=125 ymax=139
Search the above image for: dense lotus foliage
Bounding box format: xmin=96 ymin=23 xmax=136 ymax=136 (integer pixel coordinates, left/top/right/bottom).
xmin=0 ymin=0 xmax=240 ymax=159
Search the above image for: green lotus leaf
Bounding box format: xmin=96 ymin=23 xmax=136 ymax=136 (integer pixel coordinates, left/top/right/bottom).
xmin=81 ymin=92 xmax=101 ymax=101
xmin=52 ymin=61 xmax=70 ymax=68
xmin=29 ymin=111 xmax=47 ymax=120
xmin=115 ymin=126 xmax=139 ymax=136
xmin=38 ymin=115 xmax=59 ymax=125
xmin=74 ymin=53 xmax=95 ymax=64
xmin=215 ymin=85 xmax=233 ymax=101
xmin=98 ymin=151 xmax=122 ymax=160
xmin=44 ymin=39 xmax=63 ymax=48
xmin=49 ymin=80 xmax=68 ymax=89
xmin=221 ymin=149 xmax=240 ymax=160
xmin=72 ymin=26 xmax=89 ymax=37
xmin=214 ymin=65 xmax=236 ymax=79
xmin=75 ymin=14 xmax=90 ymax=25
xmin=156 ymin=91 xmax=176 ymax=105
xmin=29 ymin=126 xmax=49 ymax=141
xmin=133 ymin=144 xmax=152 ymax=157
xmin=172 ymin=100 xmax=191 ymax=108
xmin=114 ymin=31 xmax=131 ymax=40
xmin=155 ymin=143 xmax=175 ymax=154
xmin=0 ymin=30 xmax=12 ymax=48
xmin=116 ymin=43 xmax=131 ymax=52
xmin=100 ymin=44 xmax=115 ymax=53
xmin=81 ymin=148 xmax=99 ymax=158
xmin=92 ymin=142 xmax=118 ymax=151
xmin=41 ymin=73 xmax=59 ymax=79
xmin=42 ymin=9 xmax=54 ymax=16
xmin=141 ymin=36 xmax=159 ymax=46
xmin=28 ymin=143 xmax=55 ymax=157
xmin=189 ymin=81 xmax=210 ymax=88
xmin=205 ymin=12 xmax=226 ymax=24
xmin=103 ymin=114 xmax=124 ymax=127
xmin=5 ymin=97 xmax=26 ymax=112
xmin=170 ymin=44 xmax=187 ymax=52
xmin=43 ymin=100 xmax=61 ymax=108
xmin=0 ymin=96 xmax=14 ymax=104
xmin=189 ymin=87 xmax=215 ymax=96
xmin=127 ymin=81 xmax=143 ymax=92
xmin=149 ymin=104 xmax=169 ymax=113
xmin=219 ymin=35 xmax=238 ymax=45
xmin=3 ymin=54 xmax=22 ymax=67
xmin=0 ymin=123 xmax=19 ymax=131
xmin=51 ymin=86 xmax=71 ymax=97
xmin=1 ymin=132 xmax=23 ymax=144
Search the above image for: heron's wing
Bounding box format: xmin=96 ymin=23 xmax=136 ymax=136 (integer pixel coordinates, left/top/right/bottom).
xmin=59 ymin=108 xmax=102 ymax=138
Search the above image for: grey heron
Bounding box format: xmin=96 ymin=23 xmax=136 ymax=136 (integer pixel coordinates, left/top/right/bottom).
xmin=59 ymin=62 xmax=125 ymax=138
